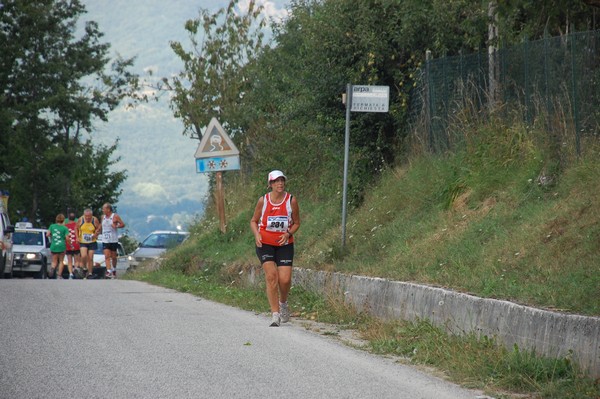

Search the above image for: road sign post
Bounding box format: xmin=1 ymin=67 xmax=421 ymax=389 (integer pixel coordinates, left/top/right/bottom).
xmin=341 ymin=84 xmax=352 ymax=248
xmin=194 ymin=117 xmax=240 ymax=234
xmin=341 ymin=85 xmax=389 ymax=248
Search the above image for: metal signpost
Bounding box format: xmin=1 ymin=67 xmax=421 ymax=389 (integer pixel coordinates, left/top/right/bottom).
xmin=342 ymin=85 xmax=389 ymax=247
xmin=194 ymin=117 xmax=240 ymax=234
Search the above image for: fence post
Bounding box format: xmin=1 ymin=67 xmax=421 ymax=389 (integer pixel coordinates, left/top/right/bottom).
xmin=459 ymin=50 xmax=464 ymax=82
xmin=523 ymin=36 xmax=531 ymax=126
xmin=488 ymin=0 xmax=499 ymax=109
xmin=501 ymin=44 xmax=507 ymax=109
xmin=570 ymin=31 xmax=581 ymax=156
xmin=425 ymin=50 xmax=434 ymax=152
xmin=543 ymin=30 xmax=551 ymax=123
xmin=441 ymin=54 xmax=449 ymax=150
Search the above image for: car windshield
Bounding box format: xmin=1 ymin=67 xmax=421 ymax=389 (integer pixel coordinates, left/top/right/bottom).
xmin=13 ymin=231 xmax=44 ymax=246
xmin=140 ymin=233 xmax=186 ymax=249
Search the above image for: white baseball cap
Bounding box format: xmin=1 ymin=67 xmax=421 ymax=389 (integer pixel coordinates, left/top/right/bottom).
xmin=267 ymin=170 xmax=286 ymax=184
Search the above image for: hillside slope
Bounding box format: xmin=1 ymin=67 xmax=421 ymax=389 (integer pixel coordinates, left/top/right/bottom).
xmin=164 ymin=120 xmax=600 ymax=316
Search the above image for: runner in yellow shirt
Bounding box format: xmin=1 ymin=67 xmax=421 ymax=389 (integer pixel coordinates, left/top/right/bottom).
xmin=76 ymin=208 xmax=101 ymax=279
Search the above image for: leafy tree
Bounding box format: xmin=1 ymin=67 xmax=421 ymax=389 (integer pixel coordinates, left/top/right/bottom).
xmin=0 ymin=0 xmax=141 ymax=224
xmin=496 ymin=0 xmax=597 ymax=43
xmin=239 ymin=0 xmax=489 ymax=202
xmin=162 ymin=0 xmax=266 ymax=139
xmin=162 ymin=0 xmax=598 ymax=210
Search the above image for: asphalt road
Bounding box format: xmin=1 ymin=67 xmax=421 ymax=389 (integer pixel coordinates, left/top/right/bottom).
xmin=0 ymin=280 xmax=486 ymax=399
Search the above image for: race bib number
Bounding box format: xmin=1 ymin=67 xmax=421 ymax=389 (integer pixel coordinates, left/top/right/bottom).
xmin=103 ymin=232 xmax=112 ymax=241
xmin=266 ymin=216 xmax=288 ymax=233
xmin=83 ymin=233 xmax=93 ymax=242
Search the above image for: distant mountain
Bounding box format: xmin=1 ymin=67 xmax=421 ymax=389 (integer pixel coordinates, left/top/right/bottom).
xmin=79 ymin=0 xmax=288 ymax=239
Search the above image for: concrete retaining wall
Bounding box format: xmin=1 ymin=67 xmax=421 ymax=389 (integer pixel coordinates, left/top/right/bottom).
xmin=281 ymin=268 xmax=600 ymax=378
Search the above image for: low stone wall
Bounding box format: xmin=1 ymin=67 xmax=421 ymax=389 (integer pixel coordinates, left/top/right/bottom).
xmin=278 ymin=268 xmax=600 ymax=378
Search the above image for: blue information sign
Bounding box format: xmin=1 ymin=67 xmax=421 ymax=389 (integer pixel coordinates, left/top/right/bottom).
xmin=196 ymin=155 xmax=240 ymax=173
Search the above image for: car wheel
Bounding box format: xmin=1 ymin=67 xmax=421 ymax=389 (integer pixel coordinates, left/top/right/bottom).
xmin=34 ymin=260 xmax=47 ymax=280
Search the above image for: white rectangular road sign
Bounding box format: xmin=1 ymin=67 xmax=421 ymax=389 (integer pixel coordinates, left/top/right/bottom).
xmin=350 ymin=85 xmax=389 ymax=113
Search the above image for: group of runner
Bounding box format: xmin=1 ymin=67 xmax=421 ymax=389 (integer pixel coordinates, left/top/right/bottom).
xmin=46 ymin=203 xmax=125 ymax=279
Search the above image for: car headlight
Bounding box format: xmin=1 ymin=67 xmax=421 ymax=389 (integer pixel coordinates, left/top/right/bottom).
xmin=26 ymin=253 xmax=41 ymax=260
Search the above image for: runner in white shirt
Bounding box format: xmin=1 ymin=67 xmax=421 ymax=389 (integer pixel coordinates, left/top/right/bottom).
xmin=101 ymin=203 xmax=125 ymax=279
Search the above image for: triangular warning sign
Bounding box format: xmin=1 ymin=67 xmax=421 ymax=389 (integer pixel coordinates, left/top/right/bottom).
xmin=194 ymin=117 xmax=240 ymax=159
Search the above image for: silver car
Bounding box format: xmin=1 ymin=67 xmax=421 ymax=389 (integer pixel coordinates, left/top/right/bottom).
xmin=12 ymin=223 xmax=52 ymax=279
xmin=128 ymin=230 xmax=189 ymax=268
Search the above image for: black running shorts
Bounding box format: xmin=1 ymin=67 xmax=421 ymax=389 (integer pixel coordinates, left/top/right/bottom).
xmin=256 ymin=243 xmax=294 ymax=267
xmin=103 ymin=242 xmax=119 ymax=252
xmin=80 ymin=242 xmax=98 ymax=251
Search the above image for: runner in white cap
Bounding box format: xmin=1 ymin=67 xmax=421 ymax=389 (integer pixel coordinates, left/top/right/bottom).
xmin=250 ymin=170 xmax=301 ymax=326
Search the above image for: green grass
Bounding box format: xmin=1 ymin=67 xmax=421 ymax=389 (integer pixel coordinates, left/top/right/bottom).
xmin=176 ymin=129 xmax=600 ymax=315
xmin=365 ymin=318 xmax=600 ymax=398
xmin=292 ymin=122 xmax=600 ymax=315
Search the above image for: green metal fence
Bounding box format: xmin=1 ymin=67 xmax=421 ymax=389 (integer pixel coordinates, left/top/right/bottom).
xmin=411 ymin=30 xmax=600 ymax=157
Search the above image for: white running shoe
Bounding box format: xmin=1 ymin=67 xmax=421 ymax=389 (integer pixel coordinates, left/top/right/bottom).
xmin=280 ymin=302 xmax=290 ymax=323
xmin=270 ymin=312 xmax=280 ymax=327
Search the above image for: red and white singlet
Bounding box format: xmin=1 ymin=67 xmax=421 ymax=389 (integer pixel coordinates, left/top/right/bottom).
xmin=258 ymin=192 xmax=294 ymax=246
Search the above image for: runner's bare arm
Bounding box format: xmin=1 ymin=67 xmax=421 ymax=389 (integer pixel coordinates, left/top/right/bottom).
xmin=113 ymin=214 xmax=125 ymax=229
xmin=75 ymin=219 xmax=81 ymax=242
xmin=250 ymin=197 xmax=264 ymax=247
xmin=94 ymin=217 xmax=102 ymax=237
xmin=289 ymin=196 xmax=300 ymax=235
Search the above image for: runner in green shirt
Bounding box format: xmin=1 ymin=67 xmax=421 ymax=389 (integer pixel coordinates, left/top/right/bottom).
xmin=47 ymin=214 xmax=71 ymax=279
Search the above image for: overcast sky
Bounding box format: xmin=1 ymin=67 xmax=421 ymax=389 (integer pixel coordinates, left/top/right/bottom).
xmin=79 ymin=0 xmax=289 ymax=238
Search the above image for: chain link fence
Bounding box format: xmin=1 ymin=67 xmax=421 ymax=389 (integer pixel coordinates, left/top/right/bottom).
xmin=409 ymin=30 xmax=600 ymax=158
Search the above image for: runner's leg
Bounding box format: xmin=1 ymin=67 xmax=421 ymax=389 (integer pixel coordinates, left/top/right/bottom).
xmin=67 ymin=254 xmax=73 ymax=275
xmin=103 ymin=248 xmax=112 ymax=274
xmin=80 ymin=247 xmax=88 ymax=274
xmin=88 ymin=249 xmax=95 ymax=275
xmin=262 ymin=261 xmax=280 ymax=313
xmin=58 ymin=253 xmax=66 ymax=276
xmin=278 ymin=266 xmax=293 ymax=303
xmin=57 ymin=253 xmax=65 ymax=277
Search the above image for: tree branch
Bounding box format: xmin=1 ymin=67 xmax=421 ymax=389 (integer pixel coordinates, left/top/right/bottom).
xmin=583 ymin=0 xmax=600 ymax=7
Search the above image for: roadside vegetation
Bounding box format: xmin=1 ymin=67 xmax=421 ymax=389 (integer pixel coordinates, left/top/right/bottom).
xmin=149 ymin=114 xmax=600 ymax=316
xmin=0 ymin=1 xmax=145 ymax=221
xmin=151 ymin=0 xmax=599 ymax=315
xmin=129 ymin=1 xmax=600 ymax=397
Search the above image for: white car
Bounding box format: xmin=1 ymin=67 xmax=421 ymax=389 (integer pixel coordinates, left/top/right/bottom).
xmin=129 ymin=230 xmax=189 ymax=268
xmin=92 ymin=240 xmax=130 ymax=275
xmin=11 ymin=222 xmax=52 ymax=279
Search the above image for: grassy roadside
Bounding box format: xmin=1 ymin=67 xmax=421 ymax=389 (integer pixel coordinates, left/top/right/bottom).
xmin=126 ymin=265 xmax=600 ymax=399
xmin=162 ymin=119 xmax=600 ymax=316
